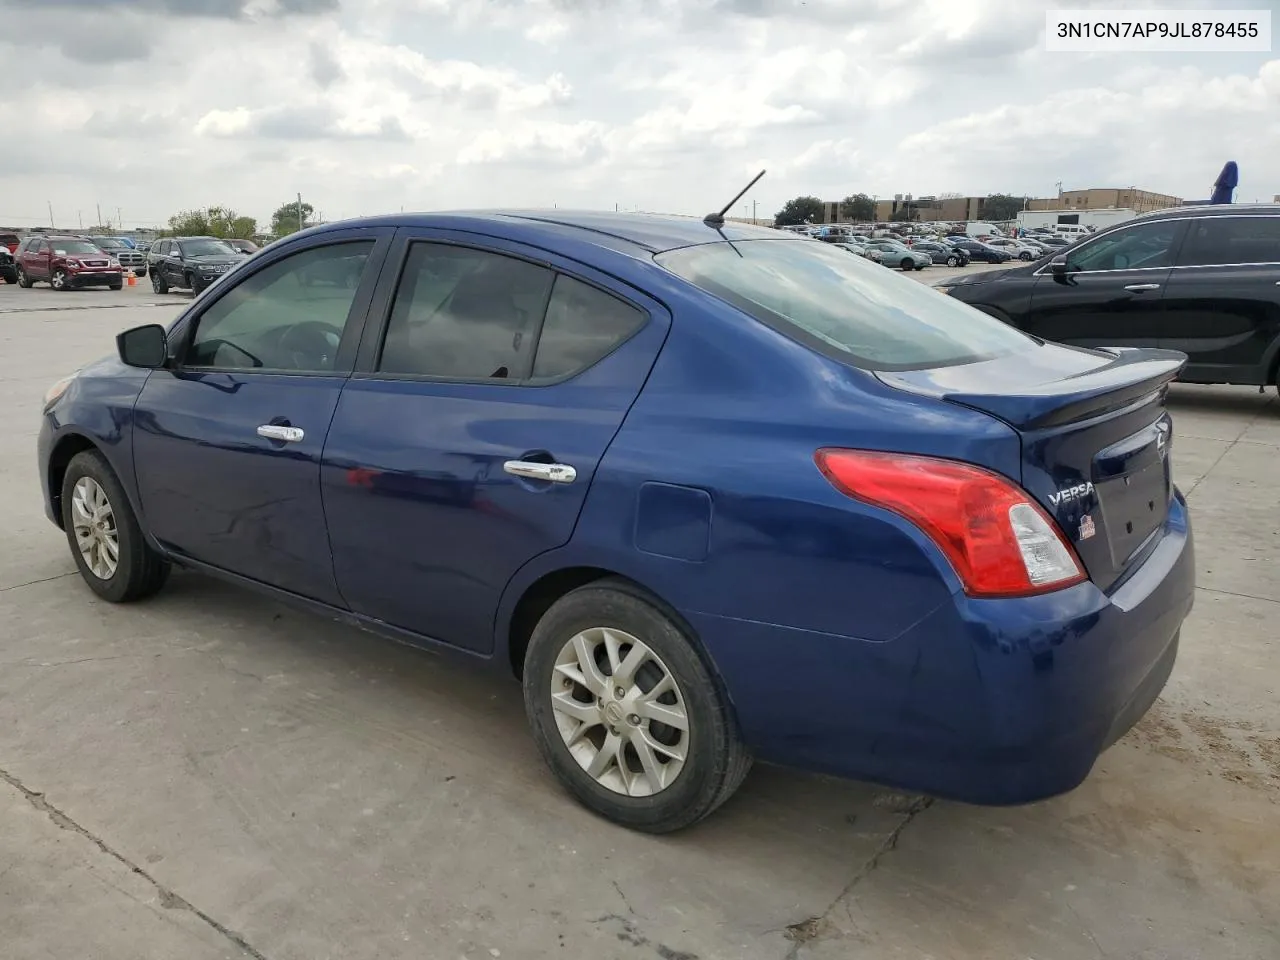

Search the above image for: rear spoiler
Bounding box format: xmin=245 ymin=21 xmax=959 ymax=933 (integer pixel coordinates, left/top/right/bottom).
xmin=941 ymin=349 xmax=1186 ymax=429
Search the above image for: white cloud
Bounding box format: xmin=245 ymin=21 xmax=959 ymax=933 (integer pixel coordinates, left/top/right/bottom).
xmin=0 ymin=0 xmax=1275 ymax=231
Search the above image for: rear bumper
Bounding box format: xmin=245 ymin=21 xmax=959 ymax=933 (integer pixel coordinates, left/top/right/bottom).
xmin=694 ymin=490 xmax=1195 ymax=804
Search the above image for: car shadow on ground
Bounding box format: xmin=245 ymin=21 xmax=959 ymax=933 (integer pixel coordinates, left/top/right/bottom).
xmin=1167 ymin=383 xmax=1277 ymax=416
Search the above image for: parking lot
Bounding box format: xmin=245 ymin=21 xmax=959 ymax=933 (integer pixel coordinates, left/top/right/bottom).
xmin=1 ymin=274 xmax=1277 ymax=960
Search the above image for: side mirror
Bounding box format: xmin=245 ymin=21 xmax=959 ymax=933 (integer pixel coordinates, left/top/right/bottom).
xmin=1050 ymin=256 xmax=1069 ymax=279
xmin=117 ymin=324 xmax=168 ymax=369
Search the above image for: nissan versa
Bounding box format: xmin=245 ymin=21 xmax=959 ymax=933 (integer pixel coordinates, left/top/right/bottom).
xmin=38 ymin=212 xmax=1195 ymax=833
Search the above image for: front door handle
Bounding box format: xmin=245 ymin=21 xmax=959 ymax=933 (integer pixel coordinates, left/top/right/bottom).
xmin=257 ymin=424 xmax=304 ymax=443
xmin=503 ymin=460 xmax=576 ymax=484
xmin=1123 ymin=283 xmax=1161 ymax=292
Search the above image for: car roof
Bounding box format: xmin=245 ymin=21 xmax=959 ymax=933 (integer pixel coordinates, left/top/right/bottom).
xmin=305 ymin=210 xmax=792 ymax=256
xmin=1135 ymin=203 xmax=1280 ymax=223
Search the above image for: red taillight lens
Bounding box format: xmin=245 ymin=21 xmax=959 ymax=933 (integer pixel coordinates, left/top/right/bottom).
xmin=815 ymin=449 xmax=1087 ymax=598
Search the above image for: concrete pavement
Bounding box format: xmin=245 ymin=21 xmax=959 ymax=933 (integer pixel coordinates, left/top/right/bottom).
xmin=1 ymin=279 xmax=1276 ymax=960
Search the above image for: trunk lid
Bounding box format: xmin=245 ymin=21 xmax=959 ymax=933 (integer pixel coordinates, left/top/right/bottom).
xmin=879 ymin=345 xmax=1184 ymax=592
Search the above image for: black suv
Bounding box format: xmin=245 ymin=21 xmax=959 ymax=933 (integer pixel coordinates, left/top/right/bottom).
xmin=939 ymin=205 xmax=1280 ymax=390
xmin=147 ymin=236 xmax=245 ymax=295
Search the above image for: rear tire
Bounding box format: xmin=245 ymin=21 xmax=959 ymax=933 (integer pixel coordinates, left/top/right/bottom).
xmin=109 ymin=282 xmax=123 ymax=291
xmin=152 ymin=270 xmax=169 ymax=294
xmin=16 ymin=267 xmax=33 ymax=288
xmin=60 ymin=450 xmax=170 ymax=603
xmin=523 ymin=579 xmax=751 ymax=833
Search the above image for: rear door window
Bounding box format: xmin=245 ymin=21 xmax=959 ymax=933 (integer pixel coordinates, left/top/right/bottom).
xmin=1177 ymin=216 xmax=1280 ymax=267
xmin=377 ymin=243 xmax=555 ymax=380
xmin=658 ymin=239 xmax=1035 ymax=371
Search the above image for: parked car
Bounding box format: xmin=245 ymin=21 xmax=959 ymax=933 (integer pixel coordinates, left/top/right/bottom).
xmin=912 ymin=240 xmax=969 ymax=267
xmin=37 ymin=212 xmax=1194 ymax=833
xmin=14 ymin=235 xmax=123 ymax=290
xmin=865 ymin=240 xmax=931 ymax=270
xmin=1 ymin=232 xmax=20 ymax=255
xmin=147 ymin=236 xmax=246 ymax=295
xmin=940 ymin=204 xmax=1280 ymax=390
xmin=0 ymin=245 xmax=17 ymax=284
xmin=831 ymin=241 xmax=882 ymax=262
xmin=223 ymin=238 xmax=260 ymax=255
xmin=90 ymin=236 xmax=148 ymax=277
xmin=948 ymin=239 xmax=1013 ymax=264
xmin=1035 ymin=235 xmax=1071 ymax=250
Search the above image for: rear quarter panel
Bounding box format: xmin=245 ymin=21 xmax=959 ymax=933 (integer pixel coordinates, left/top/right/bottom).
xmin=493 ymin=271 xmax=1023 ymax=657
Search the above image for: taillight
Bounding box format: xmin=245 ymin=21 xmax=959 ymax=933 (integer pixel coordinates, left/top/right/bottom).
xmin=815 ymin=449 xmax=1086 ymax=598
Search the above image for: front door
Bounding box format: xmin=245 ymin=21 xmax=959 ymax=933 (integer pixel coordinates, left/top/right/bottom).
xmin=132 ymin=231 xmax=390 ymax=604
xmin=1159 ymin=214 xmax=1280 ymax=384
xmin=321 ymin=231 xmax=669 ymax=653
xmin=1022 ymin=218 xmax=1186 ymax=349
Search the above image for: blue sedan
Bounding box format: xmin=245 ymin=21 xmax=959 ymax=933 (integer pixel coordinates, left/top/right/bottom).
xmin=38 ymin=211 xmax=1194 ymax=833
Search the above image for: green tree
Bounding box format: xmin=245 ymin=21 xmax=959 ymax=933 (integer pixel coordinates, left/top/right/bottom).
xmin=166 ymin=209 xmax=212 ymax=236
xmin=839 ymin=193 xmax=875 ymax=221
xmin=774 ymin=196 xmax=824 ymax=227
xmin=164 ymin=206 xmax=257 ymax=239
xmin=980 ymin=194 xmax=1028 ymax=221
xmin=271 ymin=200 xmax=315 ymax=237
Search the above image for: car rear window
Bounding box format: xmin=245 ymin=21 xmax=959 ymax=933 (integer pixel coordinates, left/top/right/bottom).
xmin=657 ymin=239 xmax=1035 ymax=371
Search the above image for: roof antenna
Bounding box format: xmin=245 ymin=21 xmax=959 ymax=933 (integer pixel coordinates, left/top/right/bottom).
xmin=704 ymin=169 xmax=766 ymax=227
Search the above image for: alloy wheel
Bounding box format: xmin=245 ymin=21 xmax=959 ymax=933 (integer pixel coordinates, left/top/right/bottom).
xmin=51 ymin=269 xmax=67 ymax=290
xmin=70 ymin=476 xmax=119 ymax=580
xmin=550 ymin=627 xmax=689 ymax=797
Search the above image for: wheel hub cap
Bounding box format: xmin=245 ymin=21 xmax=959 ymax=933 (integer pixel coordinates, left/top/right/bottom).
xmin=550 ymin=627 xmax=689 ymax=797
xmin=71 ymin=476 xmax=118 ymax=580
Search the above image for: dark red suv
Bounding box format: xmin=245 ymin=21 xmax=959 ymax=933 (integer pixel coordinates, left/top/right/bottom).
xmin=15 ymin=236 xmax=124 ymax=290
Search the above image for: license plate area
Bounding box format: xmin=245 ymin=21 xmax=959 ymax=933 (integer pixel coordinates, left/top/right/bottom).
xmin=1097 ymin=460 xmax=1168 ymax=567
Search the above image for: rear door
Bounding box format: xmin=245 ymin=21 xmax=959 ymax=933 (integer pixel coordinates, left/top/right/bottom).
xmin=1021 ymin=218 xmax=1185 ymax=349
xmin=23 ymin=239 xmax=51 ymax=280
xmin=1158 ymin=214 xmax=1280 ymax=384
xmin=321 ymin=230 xmax=670 ymax=653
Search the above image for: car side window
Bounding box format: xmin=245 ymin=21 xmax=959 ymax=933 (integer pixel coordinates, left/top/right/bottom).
xmin=532 ymin=275 xmax=647 ymax=380
xmin=154 ymin=240 xmax=168 ymax=256
xmin=186 ymin=241 xmax=374 ymax=373
xmin=1066 ymin=221 xmax=1178 ymax=272
xmin=1178 ymin=217 xmax=1280 ymax=267
xmin=377 ymin=243 xmax=555 ymax=380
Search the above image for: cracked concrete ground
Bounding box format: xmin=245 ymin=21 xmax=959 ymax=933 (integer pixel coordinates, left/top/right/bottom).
xmin=1 ymin=279 xmax=1277 ymax=960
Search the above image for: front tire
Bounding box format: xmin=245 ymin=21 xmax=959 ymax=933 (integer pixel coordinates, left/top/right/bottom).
xmin=109 ymin=282 xmax=123 ymax=291
xmin=50 ymin=269 xmax=70 ymax=291
xmin=900 ymin=257 xmax=913 ymax=270
xmin=60 ymin=450 xmax=170 ymax=603
xmin=946 ymin=255 xmax=959 ymax=267
xmin=523 ymin=580 xmax=751 ymax=833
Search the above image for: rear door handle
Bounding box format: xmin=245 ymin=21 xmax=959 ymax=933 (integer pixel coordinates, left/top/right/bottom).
xmin=1123 ymin=283 xmax=1161 ymax=292
xmin=257 ymin=424 xmax=304 ymax=443
xmin=503 ymin=460 xmax=576 ymax=484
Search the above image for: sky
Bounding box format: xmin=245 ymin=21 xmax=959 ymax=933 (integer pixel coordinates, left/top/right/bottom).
xmin=0 ymin=0 xmax=1276 ymax=231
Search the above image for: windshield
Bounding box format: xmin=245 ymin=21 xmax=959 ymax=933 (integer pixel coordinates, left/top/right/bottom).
xmin=52 ymin=240 xmax=103 ymax=255
xmin=657 ymin=239 xmax=1036 ymax=371
xmin=92 ymin=238 xmax=127 ymax=249
xmin=181 ymin=239 xmax=237 ymax=257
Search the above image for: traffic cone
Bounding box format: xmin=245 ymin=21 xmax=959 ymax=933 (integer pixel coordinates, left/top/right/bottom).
xmin=127 ymin=269 xmax=137 ymax=287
